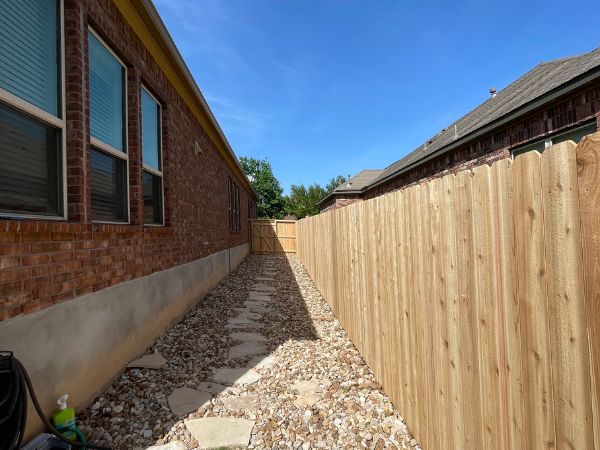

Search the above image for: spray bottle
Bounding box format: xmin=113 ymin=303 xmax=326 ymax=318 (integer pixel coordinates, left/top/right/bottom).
xmin=52 ymin=394 xmax=88 ymax=447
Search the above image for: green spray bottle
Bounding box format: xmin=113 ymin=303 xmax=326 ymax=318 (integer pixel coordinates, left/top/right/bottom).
xmin=52 ymin=394 xmax=78 ymax=442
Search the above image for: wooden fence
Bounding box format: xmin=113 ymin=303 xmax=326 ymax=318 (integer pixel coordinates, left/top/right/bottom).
xmin=297 ymin=133 xmax=600 ymax=450
xmin=250 ymin=219 xmax=296 ymax=253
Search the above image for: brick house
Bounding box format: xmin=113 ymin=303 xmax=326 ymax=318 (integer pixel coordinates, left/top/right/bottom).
xmin=321 ymin=46 xmax=600 ymax=211
xmin=319 ymin=170 xmax=382 ymax=212
xmin=0 ymin=0 xmax=256 ymax=435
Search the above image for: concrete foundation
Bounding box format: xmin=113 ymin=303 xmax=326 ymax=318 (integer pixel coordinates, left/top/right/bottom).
xmin=0 ymin=243 xmax=249 ymax=439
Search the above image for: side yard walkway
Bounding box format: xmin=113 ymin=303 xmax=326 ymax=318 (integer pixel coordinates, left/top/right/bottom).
xmin=79 ymin=255 xmax=419 ymax=449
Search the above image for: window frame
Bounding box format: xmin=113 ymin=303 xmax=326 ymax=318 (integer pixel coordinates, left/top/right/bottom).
xmin=88 ymin=26 xmax=130 ymax=224
xmin=141 ymin=84 xmax=165 ymax=226
xmin=512 ymin=120 xmax=597 ymax=159
xmin=0 ymin=0 xmax=67 ymax=220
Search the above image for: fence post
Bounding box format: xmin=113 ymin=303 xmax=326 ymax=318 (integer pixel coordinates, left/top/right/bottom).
xmin=576 ymin=131 xmax=600 ymax=449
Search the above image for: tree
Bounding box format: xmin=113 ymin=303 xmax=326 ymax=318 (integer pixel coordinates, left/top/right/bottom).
xmin=285 ymin=183 xmax=328 ymax=219
xmin=239 ymin=157 xmax=286 ymax=219
xmin=325 ymin=175 xmax=347 ymax=193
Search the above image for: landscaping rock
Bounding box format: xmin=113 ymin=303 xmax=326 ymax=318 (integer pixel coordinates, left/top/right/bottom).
xmin=78 ymin=255 xmax=419 ymax=450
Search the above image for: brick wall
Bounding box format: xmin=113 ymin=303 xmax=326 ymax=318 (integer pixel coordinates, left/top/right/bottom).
xmin=365 ymin=82 xmax=600 ymax=200
xmin=320 ymin=196 xmax=362 ymax=213
xmin=0 ymin=0 xmax=253 ymax=320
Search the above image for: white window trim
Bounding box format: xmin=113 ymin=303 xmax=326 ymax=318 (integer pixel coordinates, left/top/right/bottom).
xmin=0 ymin=0 xmax=67 ymax=221
xmin=141 ymin=84 xmax=165 ymax=226
xmin=88 ymin=26 xmax=130 ymax=225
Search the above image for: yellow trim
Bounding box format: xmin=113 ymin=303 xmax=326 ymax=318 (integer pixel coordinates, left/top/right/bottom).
xmin=113 ymin=0 xmax=254 ymax=195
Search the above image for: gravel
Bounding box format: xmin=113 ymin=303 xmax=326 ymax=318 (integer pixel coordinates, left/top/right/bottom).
xmin=78 ymin=254 xmax=420 ymax=449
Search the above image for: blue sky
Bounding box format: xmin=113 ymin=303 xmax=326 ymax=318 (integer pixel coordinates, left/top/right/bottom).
xmin=154 ymin=0 xmax=600 ymax=193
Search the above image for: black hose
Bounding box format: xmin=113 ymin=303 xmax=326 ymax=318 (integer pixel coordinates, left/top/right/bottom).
xmin=0 ymin=352 xmax=112 ymax=450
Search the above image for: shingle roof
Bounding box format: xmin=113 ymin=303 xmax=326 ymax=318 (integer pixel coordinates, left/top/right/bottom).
xmin=333 ymin=170 xmax=384 ymax=193
xmin=370 ymin=46 xmax=600 ymax=187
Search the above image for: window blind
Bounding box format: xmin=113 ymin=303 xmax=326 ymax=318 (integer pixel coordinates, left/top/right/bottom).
xmin=0 ymin=0 xmax=59 ymax=116
xmin=141 ymin=89 xmax=160 ymax=170
xmin=143 ymin=172 xmax=162 ymax=224
xmin=0 ymin=104 xmax=61 ymax=215
xmin=91 ymin=148 xmax=127 ymax=221
xmin=89 ymin=32 xmax=124 ymax=152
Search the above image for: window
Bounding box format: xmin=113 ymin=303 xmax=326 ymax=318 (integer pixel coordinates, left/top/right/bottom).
xmin=228 ymin=177 xmax=240 ymax=232
xmin=88 ymin=29 xmax=128 ymax=222
xmin=512 ymin=121 xmax=597 ymax=158
xmin=0 ymin=0 xmax=65 ymax=217
xmin=141 ymin=86 xmax=163 ymax=225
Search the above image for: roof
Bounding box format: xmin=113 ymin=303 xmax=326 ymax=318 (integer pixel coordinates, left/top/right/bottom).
xmin=318 ymin=170 xmax=383 ymax=206
xmin=369 ymin=46 xmax=600 ymax=189
xmin=334 ymin=170 xmax=384 ymax=192
xmin=115 ymin=0 xmax=257 ymax=199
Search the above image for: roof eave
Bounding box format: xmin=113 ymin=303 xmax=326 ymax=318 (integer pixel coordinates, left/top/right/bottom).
xmin=368 ymin=65 xmax=600 ymax=192
xmin=317 ymin=188 xmax=366 ymax=207
xmin=123 ymin=0 xmax=257 ymax=200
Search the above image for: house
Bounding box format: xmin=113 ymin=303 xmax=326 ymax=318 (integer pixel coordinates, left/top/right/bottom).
xmin=0 ymin=0 xmax=256 ymax=436
xmin=321 ymin=46 xmax=600 ymax=211
xmin=319 ymin=170 xmax=383 ymax=212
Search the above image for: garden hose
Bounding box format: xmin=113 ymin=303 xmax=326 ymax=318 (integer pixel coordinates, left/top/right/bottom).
xmin=0 ymin=351 xmax=111 ymax=450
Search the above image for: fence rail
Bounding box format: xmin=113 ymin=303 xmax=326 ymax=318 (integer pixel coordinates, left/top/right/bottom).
xmin=297 ymin=133 xmax=600 ymax=450
xmin=250 ymin=219 xmax=296 ymax=253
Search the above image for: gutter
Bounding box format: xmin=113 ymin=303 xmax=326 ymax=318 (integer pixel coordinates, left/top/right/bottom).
xmin=366 ymin=65 xmax=600 ymax=192
xmin=126 ymin=0 xmax=257 ymax=200
xmin=317 ymin=189 xmax=365 ymax=207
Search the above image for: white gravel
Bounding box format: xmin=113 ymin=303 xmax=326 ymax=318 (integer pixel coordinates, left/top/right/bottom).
xmin=78 ymin=254 xmax=420 ymax=449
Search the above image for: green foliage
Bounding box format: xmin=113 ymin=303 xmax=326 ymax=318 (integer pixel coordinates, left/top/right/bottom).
xmin=325 ymin=175 xmax=347 ymax=193
xmin=285 ymin=183 xmax=328 ymax=219
xmin=239 ymin=156 xmax=286 ymax=219
xmin=239 ymin=156 xmax=347 ymax=219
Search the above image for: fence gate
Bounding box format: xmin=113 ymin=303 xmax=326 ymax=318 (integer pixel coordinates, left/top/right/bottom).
xmin=250 ymin=219 xmax=296 ymax=254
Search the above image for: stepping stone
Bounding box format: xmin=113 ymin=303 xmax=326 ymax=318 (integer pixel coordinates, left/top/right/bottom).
xmin=228 ymin=317 xmax=257 ymax=325
xmin=197 ymin=381 xmax=239 ymax=396
xmin=294 ymin=392 xmax=322 ymax=408
xmin=248 ymin=292 xmax=271 ymax=301
xmin=230 ymin=332 xmax=267 ymax=343
xmin=234 ymin=311 xmax=262 ymax=321
xmin=247 ymin=354 xmax=277 ymax=370
xmin=263 ymin=271 xmax=277 ymax=276
xmin=251 ymin=284 xmax=276 ymax=292
xmin=229 ymin=342 xmax=268 ymax=358
xmin=290 ymin=380 xmax=323 ymax=408
xmin=146 ymin=442 xmax=186 ymax=450
xmin=290 ymin=379 xmax=324 ymax=408
xmin=234 ymin=306 xmax=267 ymax=316
xmin=167 ymin=387 xmax=211 ymax=417
xmin=212 ymin=368 xmax=261 ymax=385
xmin=127 ymin=352 xmax=167 ymax=369
xmin=225 ymin=321 xmax=265 ymax=330
xmin=222 ymin=394 xmax=259 ymax=412
xmin=185 ymin=417 xmax=255 ymax=450
xmin=256 ymin=276 xmax=274 ymax=281
xmin=244 ymin=300 xmax=269 ymax=308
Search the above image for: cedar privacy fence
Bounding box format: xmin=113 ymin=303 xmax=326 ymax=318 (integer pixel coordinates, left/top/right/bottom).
xmin=250 ymin=219 xmax=296 ymax=254
xmin=297 ymin=133 xmax=600 ymax=450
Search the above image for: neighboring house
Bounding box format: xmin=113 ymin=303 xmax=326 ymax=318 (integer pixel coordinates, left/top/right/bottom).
xmin=0 ymin=0 xmax=256 ymax=437
xmin=319 ymin=170 xmax=383 ymax=212
xmin=321 ymin=46 xmax=600 ymax=211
